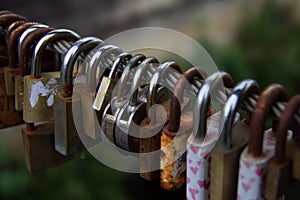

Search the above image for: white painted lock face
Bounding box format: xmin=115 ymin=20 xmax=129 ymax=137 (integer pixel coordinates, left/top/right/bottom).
xmin=72 ymin=27 xmax=221 ymax=173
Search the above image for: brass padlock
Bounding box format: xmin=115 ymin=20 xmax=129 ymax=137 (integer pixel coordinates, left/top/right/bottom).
xmin=264 ymin=95 xmax=299 ymax=200
xmin=82 ymin=44 xmax=123 ymax=139
xmin=15 ymin=24 xmax=52 ymax=111
xmin=237 ymin=84 xmax=288 ymax=200
xmin=92 ymin=52 xmax=133 ymax=121
xmin=101 ymin=57 xmax=160 ymax=149
xmin=5 ymin=22 xmax=40 ymax=96
xmin=187 ymin=71 xmax=234 ymax=200
xmin=210 ymin=79 xmax=260 ymax=200
xmin=54 ymin=36 xmax=103 ymax=156
xmin=160 ymin=66 xmax=207 ymax=190
xmin=22 ymin=122 xmax=72 ymax=172
xmin=23 ymin=29 xmax=80 ymax=123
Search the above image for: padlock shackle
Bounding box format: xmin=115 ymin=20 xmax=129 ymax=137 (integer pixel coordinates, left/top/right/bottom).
xmin=7 ymin=22 xmax=39 ymax=68
xmin=18 ymin=24 xmax=49 ymax=66
xmin=31 ymin=29 xmax=80 ymax=78
xmin=146 ymin=61 xmax=182 ymax=122
xmin=6 ymin=20 xmax=26 ymax=40
xmin=0 ymin=11 xmax=13 ymax=16
xmin=275 ymin=95 xmax=300 ymax=163
xmin=249 ymin=84 xmax=288 ymax=157
xmin=193 ymin=71 xmax=233 ymax=140
xmin=116 ymin=54 xmax=146 ymax=103
xmin=218 ymin=79 xmax=260 ymax=150
xmin=19 ymin=27 xmax=54 ymax=76
xmin=0 ymin=13 xmax=27 ymax=32
xmin=168 ymin=67 xmax=207 ymax=133
xmin=107 ymin=52 xmax=132 ymax=79
xmin=60 ymin=36 xmax=103 ymax=97
xmin=129 ymin=57 xmax=159 ymax=107
xmin=87 ymin=44 xmax=122 ymax=91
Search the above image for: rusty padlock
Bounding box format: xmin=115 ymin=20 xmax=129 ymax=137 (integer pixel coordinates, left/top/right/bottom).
xmin=0 ymin=13 xmax=27 ymax=43
xmin=54 ymin=36 xmax=103 ymax=156
xmin=81 ymin=44 xmax=123 ymax=139
xmin=290 ymin=95 xmax=300 ymax=180
xmin=264 ymin=95 xmax=299 ymax=199
xmin=139 ymin=60 xmax=183 ymax=180
xmin=237 ymin=84 xmax=288 ymax=200
xmin=5 ymin=20 xmax=26 ymax=41
xmin=187 ymin=71 xmax=234 ymax=200
xmin=5 ymin=22 xmax=40 ymax=96
xmin=210 ymin=79 xmax=260 ymax=200
xmin=160 ymin=66 xmax=207 ymax=190
xmin=15 ymin=24 xmax=52 ymax=111
xmin=23 ymin=29 xmax=80 ymax=123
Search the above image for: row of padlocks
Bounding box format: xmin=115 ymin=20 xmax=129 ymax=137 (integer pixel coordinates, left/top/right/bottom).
xmin=0 ymin=10 xmax=300 ymax=200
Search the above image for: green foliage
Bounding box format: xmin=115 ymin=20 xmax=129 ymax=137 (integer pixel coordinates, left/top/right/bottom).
xmin=207 ymin=1 xmax=300 ymax=95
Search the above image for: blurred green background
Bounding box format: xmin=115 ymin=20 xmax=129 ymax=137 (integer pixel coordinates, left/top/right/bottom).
xmin=1 ymin=0 xmax=300 ymax=199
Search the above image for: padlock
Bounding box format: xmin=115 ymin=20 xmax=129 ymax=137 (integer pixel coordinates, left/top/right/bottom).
xmin=160 ymin=66 xmax=207 ymax=190
xmin=187 ymin=71 xmax=234 ymax=200
xmin=237 ymin=84 xmax=288 ymax=200
xmin=101 ymin=56 xmax=160 ymax=149
xmin=54 ymin=36 xmax=103 ymax=156
xmin=263 ymin=95 xmax=299 ymax=199
xmin=210 ymin=79 xmax=260 ymax=200
xmin=81 ymin=44 xmax=123 ymax=139
xmin=15 ymin=24 xmax=51 ymax=111
xmin=137 ymin=61 xmax=182 ymax=183
xmin=5 ymin=22 xmax=40 ymax=96
xmin=23 ymin=29 xmax=80 ymax=123
xmin=284 ymin=95 xmax=300 ymax=181
xmin=0 ymin=13 xmax=27 ymax=41
xmin=92 ymin=52 xmax=133 ymax=121
xmin=22 ymin=122 xmax=72 ymax=172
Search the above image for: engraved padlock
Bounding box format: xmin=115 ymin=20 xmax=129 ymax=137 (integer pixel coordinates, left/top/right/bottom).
xmin=23 ymin=29 xmax=80 ymax=123
xmin=264 ymin=95 xmax=299 ymax=200
xmin=160 ymin=66 xmax=207 ymax=190
xmin=81 ymin=44 xmax=123 ymax=139
xmin=5 ymin=22 xmax=40 ymax=96
xmin=54 ymin=36 xmax=103 ymax=156
xmin=15 ymin=24 xmax=53 ymax=111
xmin=210 ymin=79 xmax=260 ymax=200
xmin=92 ymin=52 xmax=133 ymax=121
xmin=237 ymin=84 xmax=288 ymax=200
xmin=187 ymin=71 xmax=234 ymax=200
xmin=101 ymin=54 xmax=149 ymax=152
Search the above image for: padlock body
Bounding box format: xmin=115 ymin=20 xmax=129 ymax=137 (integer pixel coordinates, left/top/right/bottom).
xmin=160 ymin=110 xmax=193 ymax=190
xmin=264 ymin=159 xmax=293 ymax=200
xmin=0 ymin=67 xmax=23 ymax=128
xmin=54 ymin=93 xmax=84 ymax=156
xmin=81 ymin=90 xmax=99 ymax=139
xmin=23 ymin=71 xmax=60 ymax=122
xmin=210 ymin=121 xmax=249 ymax=200
xmin=4 ymin=66 xmax=19 ymax=96
xmin=15 ymin=74 xmax=24 ymax=111
xmin=293 ymin=148 xmax=300 ymax=180
xmin=22 ymin=122 xmax=71 ymax=172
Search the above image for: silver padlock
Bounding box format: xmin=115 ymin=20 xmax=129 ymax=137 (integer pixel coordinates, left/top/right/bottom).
xmin=210 ymin=79 xmax=260 ymax=200
xmin=23 ymin=29 xmax=80 ymax=123
xmin=54 ymin=36 xmax=103 ymax=156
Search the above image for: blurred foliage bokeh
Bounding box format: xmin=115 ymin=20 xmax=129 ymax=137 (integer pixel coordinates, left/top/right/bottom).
xmin=206 ymin=0 xmax=300 ymax=95
xmin=1 ymin=1 xmax=300 ymax=199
